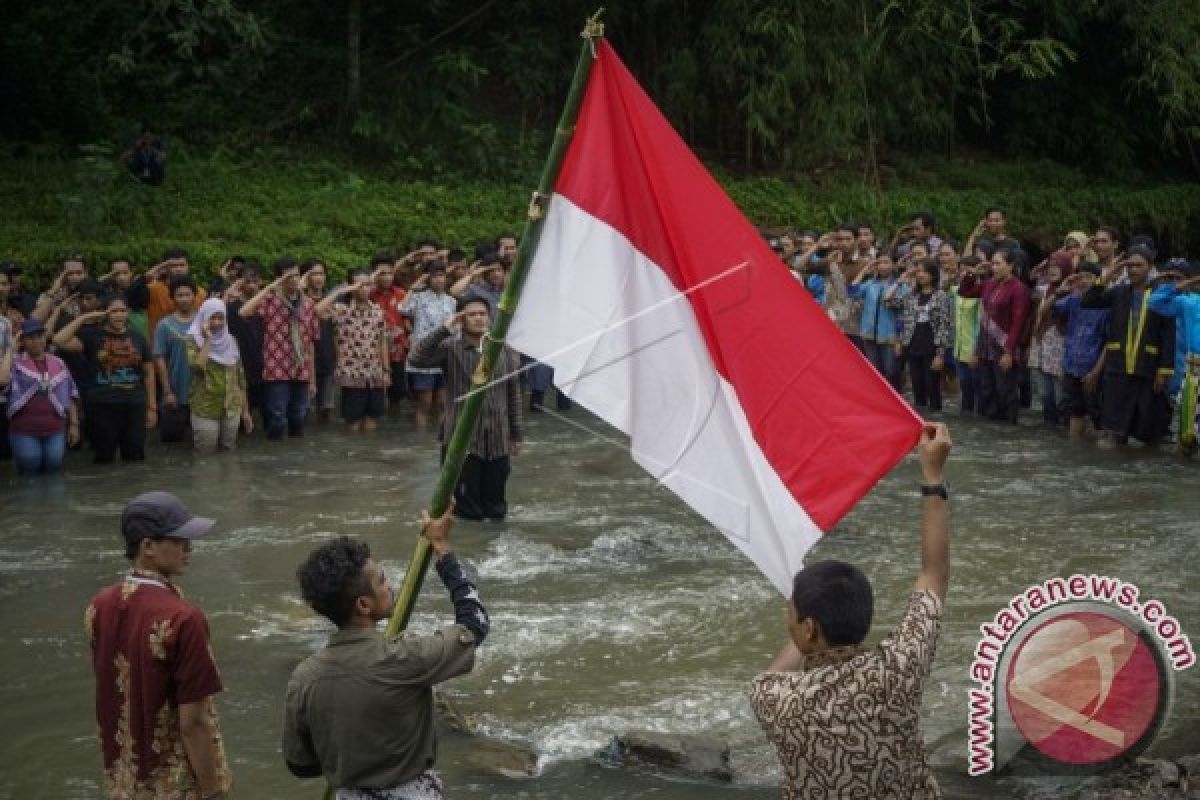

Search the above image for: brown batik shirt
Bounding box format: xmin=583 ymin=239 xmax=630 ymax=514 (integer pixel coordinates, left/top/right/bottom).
xmin=86 ymin=570 xmax=231 ymax=799
xmin=751 ymin=590 xmax=944 ymax=799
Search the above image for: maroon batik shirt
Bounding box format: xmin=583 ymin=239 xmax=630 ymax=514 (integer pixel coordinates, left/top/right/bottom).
xmin=86 ymin=570 xmax=231 ymax=799
xmin=257 ymin=291 xmax=319 ymax=382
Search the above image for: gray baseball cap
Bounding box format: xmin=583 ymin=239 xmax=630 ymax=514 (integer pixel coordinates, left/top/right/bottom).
xmin=121 ymin=491 xmax=216 ymax=547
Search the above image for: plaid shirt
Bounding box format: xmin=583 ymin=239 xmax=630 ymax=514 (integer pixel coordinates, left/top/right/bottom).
xmin=257 ymin=292 xmax=318 ymax=382
xmin=409 ymin=327 xmax=522 ymax=460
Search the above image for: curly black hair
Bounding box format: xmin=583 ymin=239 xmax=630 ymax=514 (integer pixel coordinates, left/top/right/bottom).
xmin=296 ymin=536 xmax=372 ymax=628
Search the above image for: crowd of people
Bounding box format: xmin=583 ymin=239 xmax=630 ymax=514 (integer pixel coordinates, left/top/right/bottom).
xmin=3 ymin=210 xmax=1198 ymax=490
xmin=0 ymin=238 xmax=533 ymax=519
xmin=768 ymin=208 xmax=1199 ymax=454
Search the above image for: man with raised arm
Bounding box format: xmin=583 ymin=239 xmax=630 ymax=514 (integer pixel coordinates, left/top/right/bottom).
xmin=283 ymin=507 xmax=488 ymax=800
xmin=752 ymin=423 xmax=952 ymax=800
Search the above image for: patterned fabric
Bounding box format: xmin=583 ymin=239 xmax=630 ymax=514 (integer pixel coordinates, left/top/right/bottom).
xmin=370 ymin=286 xmax=410 ymax=364
xmin=1054 ymin=293 xmax=1110 ymax=378
xmin=751 ymin=591 xmax=944 ymax=800
xmin=408 ymin=327 xmax=523 ymax=461
xmin=258 ymin=291 xmax=318 ymax=382
xmin=1030 ymin=324 xmax=1066 ymax=377
xmin=899 ymin=290 xmax=953 ymax=351
xmin=87 ymin=571 xmax=230 ymax=799
xmin=332 ymin=303 xmax=391 ymax=389
xmin=336 ymin=771 xmax=445 ymax=800
xmin=6 ymin=352 xmax=77 ymax=418
xmin=401 ymin=291 xmax=457 ymax=375
xmin=186 ymin=342 xmax=248 ymax=419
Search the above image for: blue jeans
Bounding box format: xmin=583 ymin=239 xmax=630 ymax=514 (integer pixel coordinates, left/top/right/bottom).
xmin=956 ymin=361 xmax=980 ymax=414
xmin=10 ymin=432 xmax=67 ymax=475
xmin=264 ymin=380 xmax=310 ymax=439
xmin=862 ymin=340 xmax=900 ymax=389
xmin=1039 ymin=370 xmax=1063 ymax=425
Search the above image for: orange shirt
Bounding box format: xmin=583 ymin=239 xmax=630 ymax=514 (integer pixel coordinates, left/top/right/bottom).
xmin=147 ymin=280 xmax=207 ymax=338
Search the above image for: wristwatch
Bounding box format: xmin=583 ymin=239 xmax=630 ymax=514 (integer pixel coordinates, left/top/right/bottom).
xmin=920 ymin=482 xmax=949 ymax=500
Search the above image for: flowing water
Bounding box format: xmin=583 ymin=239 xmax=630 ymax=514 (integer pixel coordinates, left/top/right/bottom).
xmin=1 ymin=407 xmax=1198 ymax=799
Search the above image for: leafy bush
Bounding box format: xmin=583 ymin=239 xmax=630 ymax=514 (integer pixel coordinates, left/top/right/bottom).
xmin=2 ymin=144 xmax=1198 ymax=287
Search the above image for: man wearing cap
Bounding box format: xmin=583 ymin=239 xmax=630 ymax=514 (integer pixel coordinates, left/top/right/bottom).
xmin=85 ymin=492 xmax=231 ymax=800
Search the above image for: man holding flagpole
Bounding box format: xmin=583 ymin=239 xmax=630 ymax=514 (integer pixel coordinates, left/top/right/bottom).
xmin=751 ymin=423 xmax=951 ymax=799
xmin=283 ymin=507 xmax=488 ymax=800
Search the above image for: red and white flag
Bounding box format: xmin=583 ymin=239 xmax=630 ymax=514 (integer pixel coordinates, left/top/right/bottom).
xmin=508 ymin=41 xmax=922 ymax=593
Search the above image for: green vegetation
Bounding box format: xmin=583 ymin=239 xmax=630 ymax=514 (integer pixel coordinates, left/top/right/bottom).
xmin=5 ymin=1 xmax=1200 ymax=179
xmin=3 ymin=144 xmax=1199 ymax=286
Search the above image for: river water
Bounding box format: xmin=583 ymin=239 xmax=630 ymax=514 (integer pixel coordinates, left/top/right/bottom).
xmin=1 ymin=406 xmax=1197 ymax=799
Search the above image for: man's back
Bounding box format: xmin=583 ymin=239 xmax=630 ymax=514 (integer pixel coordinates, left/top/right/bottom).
xmin=751 ymin=590 xmax=944 ymax=800
xmin=284 ymin=624 xmax=476 ymax=790
xmin=87 ymin=573 xmax=228 ymax=798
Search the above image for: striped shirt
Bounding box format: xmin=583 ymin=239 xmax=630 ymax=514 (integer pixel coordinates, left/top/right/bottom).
xmin=409 ymin=327 xmax=522 ymax=460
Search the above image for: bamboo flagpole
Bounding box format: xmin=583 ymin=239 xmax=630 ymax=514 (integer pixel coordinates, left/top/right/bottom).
xmin=319 ymin=11 xmax=605 ymax=799
xmin=384 ymin=8 xmax=605 ymax=639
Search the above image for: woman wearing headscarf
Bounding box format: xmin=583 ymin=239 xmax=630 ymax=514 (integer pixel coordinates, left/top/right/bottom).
xmin=187 ymin=298 xmax=252 ymax=452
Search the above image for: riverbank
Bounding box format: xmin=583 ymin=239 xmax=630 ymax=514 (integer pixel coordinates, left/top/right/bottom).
xmin=3 ymin=143 xmax=1200 ymax=283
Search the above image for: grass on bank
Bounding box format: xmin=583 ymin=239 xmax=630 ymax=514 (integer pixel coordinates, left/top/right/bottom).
xmin=2 ymin=141 xmax=1199 ymax=284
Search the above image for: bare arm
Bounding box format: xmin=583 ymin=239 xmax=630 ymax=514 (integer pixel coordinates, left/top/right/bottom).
xmin=238 ymin=278 xmax=282 ymax=318
xmin=449 ymin=266 xmax=486 ymax=298
xmin=913 ymin=423 xmax=951 ymax=600
xmin=315 ymin=285 xmax=352 ymax=319
xmin=179 ymin=700 xmax=226 ymax=798
xmin=52 ymin=311 xmax=103 ymax=353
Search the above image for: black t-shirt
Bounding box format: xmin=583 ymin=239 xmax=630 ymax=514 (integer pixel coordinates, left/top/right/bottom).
xmin=226 ymin=300 xmax=265 ymax=384
xmin=909 ymin=292 xmax=936 ymax=356
xmin=77 ymin=326 xmax=151 ymax=404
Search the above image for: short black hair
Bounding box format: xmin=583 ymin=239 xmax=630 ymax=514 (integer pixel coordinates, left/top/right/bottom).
xmin=457 ymin=295 xmax=491 ymax=314
xmin=297 ymin=536 xmax=373 ymax=628
xmin=494 ymin=233 xmax=518 ymax=248
xmin=791 ymin=560 xmax=874 ymax=646
xmin=1096 ymin=225 xmax=1120 ymax=244
xmin=347 ymin=266 xmax=370 ymax=282
xmin=300 ymin=258 xmax=325 ymax=274
xmin=168 ymin=275 xmax=197 ymax=296
xmin=370 ymin=252 xmax=394 ymax=269
xmin=917 ymin=258 xmax=942 ymax=288
xmin=163 ymin=247 xmax=188 ymax=261
xmin=273 ymin=256 xmax=300 ymax=277
xmin=835 ymin=223 xmax=858 ymax=237
xmin=474 ymin=242 xmax=497 ymax=262
xmin=911 ymin=211 xmax=937 ymax=231
xmin=416 ymin=238 xmax=440 ymax=250
xmin=446 ymin=248 xmax=466 ymax=263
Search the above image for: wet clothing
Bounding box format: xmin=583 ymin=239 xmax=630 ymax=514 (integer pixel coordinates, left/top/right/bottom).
xmin=1082 ymin=281 xmax=1175 ymax=442
xmin=86 ymin=570 xmax=230 ymax=800
xmin=752 ymin=591 xmax=944 ymax=800
xmin=283 ymin=553 xmax=488 ymax=792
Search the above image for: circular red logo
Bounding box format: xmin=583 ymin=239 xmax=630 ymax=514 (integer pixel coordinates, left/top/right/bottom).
xmin=1005 ymin=610 xmax=1167 ymax=766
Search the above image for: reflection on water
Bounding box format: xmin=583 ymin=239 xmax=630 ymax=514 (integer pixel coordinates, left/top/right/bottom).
xmin=1 ymin=410 xmax=1197 ymax=799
